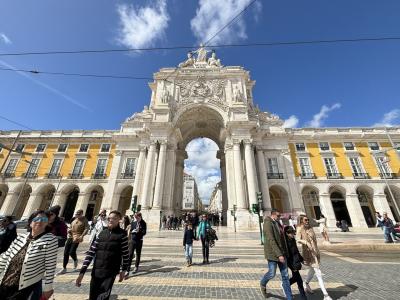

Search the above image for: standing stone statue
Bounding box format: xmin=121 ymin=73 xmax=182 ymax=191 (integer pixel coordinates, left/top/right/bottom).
xmin=208 ymin=51 xmax=221 ymax=67
xmin=193 ymin=44 xmax=210 ymax=63
xmin=233 ymin=86 xmax=244 ymax=102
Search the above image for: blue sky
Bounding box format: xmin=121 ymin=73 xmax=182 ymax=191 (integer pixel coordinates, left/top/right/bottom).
xmin=1 ymin=0 xmax=400 ymax=201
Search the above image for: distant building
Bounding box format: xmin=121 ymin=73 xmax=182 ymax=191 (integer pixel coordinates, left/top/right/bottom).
xmin=182 ymin=173 xmax=202 ymax=211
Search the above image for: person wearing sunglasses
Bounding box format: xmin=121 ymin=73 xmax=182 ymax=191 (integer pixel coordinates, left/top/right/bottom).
xmin=76 ymin=210 xmax=129 ymax=300
xmin=0 ymin=210 xmax=58 ymax=300
xmin=297 ymin=215 xmax=332 ymax=300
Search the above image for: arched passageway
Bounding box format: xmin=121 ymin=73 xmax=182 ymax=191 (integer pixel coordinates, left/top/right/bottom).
xmin=302 ymin=186 xmax=321 ymax=219
xmin=36 ymin=184 xmax=56 ymax=211
xmin=118 ymin=186 xmax=133 ymax=215
xmin=13 ymin=184 xmax=32 ymax=219
xmin=269 ymin=185 xmax=289 ymax=212
xmin=330 ymin=188 xmax=351 ymax=226
xmin=62 ymin=187 xmax=80 ymax=222
xmin=385 ymin=185 xmax=400 ymax=222
xmin=356 ymin=186 xmax=376 ymax=227
xmin=85 ymin=186 xmax=104 ymax=221
xmin=0 ymin=184 xmax=8 ymax=211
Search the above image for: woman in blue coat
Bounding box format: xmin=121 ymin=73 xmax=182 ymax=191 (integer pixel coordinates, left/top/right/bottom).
xmin=197 ymin=214 xmax=211 ymax=264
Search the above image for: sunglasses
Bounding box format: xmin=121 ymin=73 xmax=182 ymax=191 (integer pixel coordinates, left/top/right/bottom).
xmin=304 ymin=219 xmax=309 ymax=222
xmin=32 ymin=217 xmax=48 ymax=223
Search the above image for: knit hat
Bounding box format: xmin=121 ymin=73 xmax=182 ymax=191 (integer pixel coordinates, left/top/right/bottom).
xmin=48 ymin=205 xmax=61 ymax=216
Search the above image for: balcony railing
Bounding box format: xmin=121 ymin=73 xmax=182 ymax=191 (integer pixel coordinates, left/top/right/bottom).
xmin=91 ymin=173 xmax=107 ymax=179
xmin=22 ymin=172 xmax=38 ymax=179
xmin=353 ymin=173 xmax=370 ymax=179
xmin=2 ymin=172 xmax=15 ymax=178
xmin=267 ymin=172 xmax=284 ymax=179
xmin=300 ymin=173 xmax=316 ymax=179
xmin=379 ymin=173 xmax=398 ymax=179
xmin=121 ymin=172 xmax=135 ymax=179
xmin=45 ymin=173 xmax=62 ymax=179
xmin=326 ymin=172 xmax=343 ymax=179
xmin=68 ymin=173 xmax=83 ymax=179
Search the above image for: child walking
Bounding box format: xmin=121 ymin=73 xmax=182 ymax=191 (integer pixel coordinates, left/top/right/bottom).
xmin=183 ymin=223 xmax=195 ymax=266
xmin=284 ymin=226 xmax=308 ymax=300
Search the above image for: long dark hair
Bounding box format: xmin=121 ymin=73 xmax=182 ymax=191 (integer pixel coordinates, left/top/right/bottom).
xmin=123 ymin=215 xmax=130 ymax=229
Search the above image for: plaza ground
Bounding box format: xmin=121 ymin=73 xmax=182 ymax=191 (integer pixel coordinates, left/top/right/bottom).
xmin=51 ymin=228 xmax=400 ymax=300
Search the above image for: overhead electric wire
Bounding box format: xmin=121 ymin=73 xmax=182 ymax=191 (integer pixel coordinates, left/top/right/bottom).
xmin=0 ymin=115 xmax=34 ymax=131
xmin=1 ymin=37 xmax=400 ymax=57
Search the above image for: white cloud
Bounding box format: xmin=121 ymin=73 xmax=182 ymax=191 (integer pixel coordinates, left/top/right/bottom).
xmin=305 ymin=103 xmax=341 ymax=128
xmin=283 ymin=115 xmax=299 ymax=128
xmin=116 ymin=0 xmax=169 ymax=49
xmin=184 ymin=138 xmax=221 ymax=203
xmin=373 ymin=109 xmax=400 ymax=127
xmin=190 ymin=0 xmax=262 ymax=45
xmin=0 ymin=33 xmax=11 ymax=44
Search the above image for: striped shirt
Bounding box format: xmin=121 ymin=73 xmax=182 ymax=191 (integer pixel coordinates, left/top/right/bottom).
xmin=0 ymin=232 xmax=58 ymax=292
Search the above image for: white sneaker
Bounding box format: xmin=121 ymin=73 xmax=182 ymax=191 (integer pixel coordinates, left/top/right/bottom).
xmin=57 ymin=268 xmax=67 ymax=275
xmin=324 ymin=295 xmax=332 ymax=300
xmin=304 ymin=282 xmax=314 ymax=294
xmin=74 ymin=259 xmax=78 ymax=269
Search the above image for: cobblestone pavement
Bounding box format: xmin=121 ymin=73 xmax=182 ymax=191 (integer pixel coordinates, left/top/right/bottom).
xmin=52 ymin=228 xmax=400 ymax=300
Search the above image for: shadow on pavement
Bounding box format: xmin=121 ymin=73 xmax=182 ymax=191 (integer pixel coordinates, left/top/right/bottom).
xmin=130 ymin=264 xmax=181 ymax=276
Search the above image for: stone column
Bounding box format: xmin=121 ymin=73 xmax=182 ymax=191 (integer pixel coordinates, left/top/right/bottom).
xmin=244 ymin=140 xmax=259 ymax=208
xmin=282 ymin=152 xmax=302 ymax=212
xmin=233 ymin=140 xmax=246 ymax=209
xmin=373 ymin=193 xmax=394 ymax=220
xmin=141 ymin=142 xmax=157 ymax=209
xmin=153 ymin=142 xmax=167 ymax=209
xmin=219 ymin=151 xmax=228 ymax=225
xmin=22 ymin=192 xmax=41 ymax=219
xmin=0 ymin=192 xmax=16 ymax=215
xmin=256 ymin=149 xmax=271 ymax=212
xmin=74 ymin=192 xmax=89 ymax=215
xmin=164 ymin=147 xmax=177 ymax=213
xmin=132 ymin=146 xmax=146 ymax=199
xmin=318 ymin=193 xmax=337 ymax=228
xmin=346 ymin=193 xmax=368 ymax=229
xmin=102 ymin=150 xmax=123 ymax=210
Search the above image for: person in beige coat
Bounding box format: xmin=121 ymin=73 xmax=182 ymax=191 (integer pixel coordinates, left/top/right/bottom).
xmin=297 ymin=215 xmax=332 ymax=300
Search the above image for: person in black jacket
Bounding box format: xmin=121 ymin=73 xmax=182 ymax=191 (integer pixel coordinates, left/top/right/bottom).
xmin=183 ymin=223 xmax=195 ymax=266
xmin=127 ymin=212 xmax=147 ymax=274
xmin=0 ymin=216 xmax=17 ymax=254
xmin=284 ymin=226 xmax=307 ymax=300
xmin=75 ymin=210 xmax=129 ymax=300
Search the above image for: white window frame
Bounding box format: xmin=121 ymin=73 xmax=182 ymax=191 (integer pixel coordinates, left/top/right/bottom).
xmin=368 ymin=142 xmax=380 ymax=151
xmin=49 ymin=158 xmax=64 ymax=176
xmin=100 ymin=143 xmax=111 ymax=153
xmin=267 ymin=157 xmax=280 ymax=174
xmin=343 ymin=142 xmax=355 ymax=151
xmin=295 ymin=143 xmax=306 ymax=152
xmin=298 ymin=157 xmax=313 ymax=175
xmin=35 ymin=143 xmax=47 ymax=153
xmin=123 ymin=157 xmax=136 ymax=176
xmin=15 ymin=144 xmax=25 ymax=153
xmin=26 ymin=158 xmax=41 ymax=175
xmin=94 ymin=158 xmax=108 ymax=176
xmin=57 ymin=143 xmax=68 ymax=153
xmin=78 ymin=143 xmax=90 ymax=153
xmin=319 ymin=142 xmax=330 ymax=151
xmin=5 ymin=158 xmax=19 ymax=174
xmin=72 ymin=158 xmax=86 ymax=176
xmin=323 ymin=157 xmax=338 ymax=175
xmin=375 ymin=156 xmax=391 ymax=175
xmin=348 ymin=157 xmax=364 ymax=175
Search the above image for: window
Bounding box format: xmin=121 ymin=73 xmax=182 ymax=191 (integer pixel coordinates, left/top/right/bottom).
xmin=57 ymin=144 xmax=68 ymax=152
xmin=299 ymin=158 xmax=312 ymax=175
xmin=95 ymin=159 xmax=107 ymax=175
xmin=5 ymin=159 xmax=18 ymax=174
xmin=295 ymin=143 xmax=305 ymax=151
xmin=36 ymin=144 xmax=46 ymax=152
xmin=72 ymin=159 xmax=85 ymax=175
xmin=323 ymin=158 xmax=338 ymax=175
xmin=319 ymin=142 xmax=330 ymax=151
xmin=79 ymin=144 xmax=89 ymax=152
xmin=368 ymin=142 xmax=380 ymax=151
xmin=395 ymin=142 xmax=400 ymax=152
xmin=100 ymin=144 xmax=111 ymax=153
xmin=344 ymin=142 xmax=355 ymax=151
xmin=15 ymin=144 xmax=25 ymax=153
xmin=49 ymin=159 xmax=62 ymax=176
xmin=349 ymin=157 xmax=364 ymax=175
xmin=375 ymin=157 xmax=391 ymax=175
xmin=26 ymin=159 xmax=40 ymax=175
xmin=267 ymin=158 xmax=280 ymax=174
xmin=124 ymin=158 xmax=136 ymax=175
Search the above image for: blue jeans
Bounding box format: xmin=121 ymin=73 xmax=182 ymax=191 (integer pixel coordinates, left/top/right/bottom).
xmin=185 ymin=243 xmax=193 ymax=261
xmin=260 ymin=260 xmax=293 ymax=300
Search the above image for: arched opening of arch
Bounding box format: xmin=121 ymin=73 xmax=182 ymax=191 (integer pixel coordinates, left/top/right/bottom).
xmin=85 ymin=185 xmax=104 ymax=222
xmin=13 ymin=184 xmax=32 ymax=220
xmin=384 ymin=185 xmax=400 ymax=222
xmin=61 ymin=186 xmax=80 ymax=222
xmin=301 ymin=186 xmax=321 ymax=219
xmin=118 ymin=186 xmax=133 ymax=216
xmin=0 ymin=184 xmax=8 ymax=210
xmin=356 ymin=185 xmax=376 ymax=227
xmin=269 ymin=185 xmax=289 ymax=213
xmin=35 ymin=184 xmax=56 ymax=211
xmin=329 ymin=187 xmax=351 ymax=226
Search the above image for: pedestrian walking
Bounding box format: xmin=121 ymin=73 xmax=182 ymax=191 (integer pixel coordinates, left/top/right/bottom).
xmin=183 ymin=223 xmax=195 ymax=266
xmin=382 ymin=212 xmax=399 ymax=242
xmin=89 ymin=209 xmax=107 ymax=245
xmin=58 ymin=209 xmax=89 ymax=275
xmin=0 ymin=216 xmax=17 ymax=254
xmin=197 ymin=214 xmax=211 ymax=264
xmin=284 ymin=226 xmax=307 ymax=300
xmin=315 ymin=214 xmax=330 ymax=243
xmin=297 ymin=215 xmax=332 ymax=300
xmin=259 ymin=209 xmax=292 ymax=299
xmin=46 ymin=205 xmax=68 ymax=247
xmin=0 ymin=210 xmax=58 ymax=300
xmin=75 ymin=210 xmax=129 ymax=300
xmin=127 ymin=212 xmax=147 ymax=274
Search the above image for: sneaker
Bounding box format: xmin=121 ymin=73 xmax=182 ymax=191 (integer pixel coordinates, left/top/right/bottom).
xmin=304 ymin=282 xmax=314 ymax=294
xmin=323 ymin=295 xmax=332 ymax=300
xmin=133 ymin=266 xmax=138 ymax=273
xmin=73 ymin=259 xmax=78 ymax=269
xmin=57 ymin=268 xmax=67 ymax=276
xmin=259 ymin=284 xmax=267 ymax=298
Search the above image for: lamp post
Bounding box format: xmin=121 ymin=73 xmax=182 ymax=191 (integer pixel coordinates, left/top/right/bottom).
xmin=380 ymin=157 xmax=400 ymax=220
